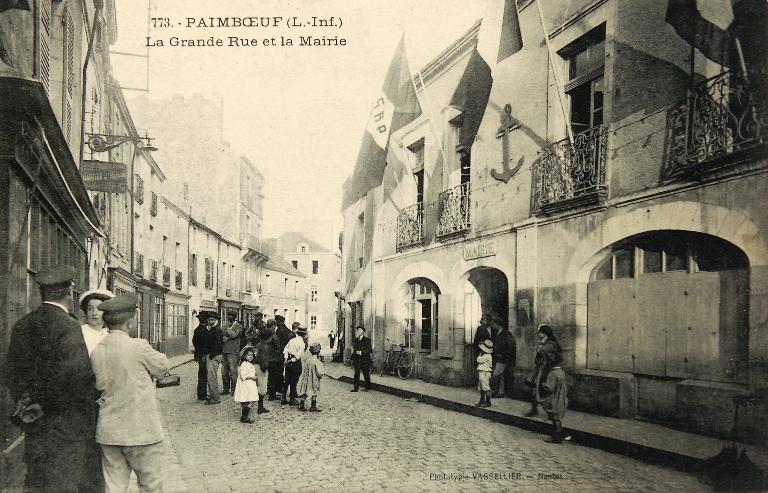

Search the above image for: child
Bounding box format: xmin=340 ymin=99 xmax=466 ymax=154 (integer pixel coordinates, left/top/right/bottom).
xmin=297 ymin=343 xmax=324 ymax=412
xmin=476 ymin=339 xmax=493 ymax=408
xmin=233 ymin=346 xmax=260 ymax=423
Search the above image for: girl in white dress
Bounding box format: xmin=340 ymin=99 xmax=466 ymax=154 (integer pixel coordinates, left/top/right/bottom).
xmin=234 ymin=346 xmax=260 ymax=423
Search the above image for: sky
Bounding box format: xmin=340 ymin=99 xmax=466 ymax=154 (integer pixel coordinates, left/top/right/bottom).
xmin=111 ymin=0 xmax=485 ymax=246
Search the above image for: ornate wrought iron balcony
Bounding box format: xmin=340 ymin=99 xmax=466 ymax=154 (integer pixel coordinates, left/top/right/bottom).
xmin=396 ymin=203 xmax=424 ymax=251
xmin=436 ymin=182 xmax=471 ymax=237
xmin=664 ymin=71 xmax=767 ymax=178
xmin=533 ymin=124 xmax=608 ymax=213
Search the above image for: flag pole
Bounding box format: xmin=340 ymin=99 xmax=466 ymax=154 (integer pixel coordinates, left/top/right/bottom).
xmin=403 ymin=33 xmax=452 ymax=177
xmin=534 ymin=0 xmax=574 ymax=145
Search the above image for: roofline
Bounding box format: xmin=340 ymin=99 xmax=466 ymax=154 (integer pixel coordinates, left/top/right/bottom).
xmin=161 ymin=196 xmax=190 ymax=220
xmin=415 ymin=19 xmax=480 ymax=85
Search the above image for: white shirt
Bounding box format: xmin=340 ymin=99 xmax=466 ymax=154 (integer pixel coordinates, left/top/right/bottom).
xmin=81 ymin=324 xmax=109 ymax=356
xmin=43 ymin=301 xmax=69 ymax=313
xmin=283 ymin=336 xmax=306 ymax=362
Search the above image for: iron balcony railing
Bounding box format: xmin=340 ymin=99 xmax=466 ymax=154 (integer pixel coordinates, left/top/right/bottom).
xmin=162 ymin=266 xmax=171 ymax=287
xmin=396 ymin=202 xmax=424 ymax=251
xmin=175 ymin=270 xmax=183 ymax=290
xmin=664 ymin=71 xmax=767 ymax=178
xmin=436 ymin=182 xmax=471 ymax=237
xmin=134 ymin=252 xmax=144 ymax=277
xmin=533 ymin=124 xmax=608 ymax=210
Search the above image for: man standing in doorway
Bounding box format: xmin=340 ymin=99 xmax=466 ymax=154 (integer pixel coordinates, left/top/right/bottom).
xmin=350 ymin=325 xmax=373 ymax=392
xmin=490 ymin=316 xmax=516 ymax=398
xmin=221 ymin=312 xmax=243 ymax=395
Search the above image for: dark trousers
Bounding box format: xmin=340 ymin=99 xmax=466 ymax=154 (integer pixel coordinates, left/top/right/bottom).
xmin=267 ymin=361 xmax=285 ymax=397
xmin=353 ymin=365 xmax=371 ymax=390
xmin=24 ymin=428 xmax=90 ymax=493
xmin=196 ymin=358 xmax=208 ymax=398
xmin=283 ymin=361 xmax=302 ymax=399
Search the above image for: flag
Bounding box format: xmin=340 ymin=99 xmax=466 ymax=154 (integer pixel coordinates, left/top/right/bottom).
xmin=450 ymin=0 xmax=523 ymax=150
xmin=341 ymin=36 xmax=421 ymax=211
xmin=665 ymin=0 xmax=733 ymax=64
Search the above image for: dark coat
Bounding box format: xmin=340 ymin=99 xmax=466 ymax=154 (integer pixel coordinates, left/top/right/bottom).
xmin=205 ymin=326 xmax=224 ymax=358
xmin=255 ymin=333 xmax=281 ymax=371
xmin=5 ymin=303 xmax=96 ymax=440
xmin=192 ymin=323 xmax=207 ymax=360
xmin=275 ymin=323 xmax=294 ymax=350
xmin=493 ymin=329 xmax=517 ymax=365
xmin=351 ymin=335 xmax=373 ymax=369
xmin=473 ymin=324 xmax=495 ymax=351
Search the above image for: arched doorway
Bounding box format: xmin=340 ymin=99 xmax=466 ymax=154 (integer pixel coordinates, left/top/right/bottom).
xmin=461 ymin=267 xmax=509 ymax=343
xmin=399 ymin=278 xmax=441 ymax=353
xmin=587 ymin=231 xmax=749 ymax=420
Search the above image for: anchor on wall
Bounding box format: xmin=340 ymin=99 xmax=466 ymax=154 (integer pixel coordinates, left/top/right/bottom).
xmin=491 ymin=104 xmax=524 ymax=183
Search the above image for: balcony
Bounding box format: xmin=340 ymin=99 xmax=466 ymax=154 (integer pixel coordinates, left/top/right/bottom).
xmin=175 ymin=270 xmax=183 ymax=291
xmin=436 ymin=182 xmax=471 ymax=237
xmin=396 ymin=203 xmax=424 ymax=251
xmin=533 ymin=124 xmax=608 ymax=214
xmin=664 ymin=71 xmax=767 ymax=179
xmin=162 ymin=266 xmax=171 ymax=287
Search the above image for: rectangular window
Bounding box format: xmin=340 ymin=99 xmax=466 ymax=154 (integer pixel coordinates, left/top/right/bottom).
xmin=310 ymin=315 xmax=317 ymax=331
xmin=190 ymin=253 xmax=197 ymax=286
xmin=312 ymin=260 xmax=319 ymax=274
xmin=563 ymin=25 xmax=606 ymax=134
xmin=291 ymin=260 xmax=298 ymax=269
xmin=311 ymin=285 xmax=318 ymax=302
xmin=294 ymin=280 xmax=299 ymax=298
xmin=205 ymin=257 xmax=213 ymax=289
xmin=135 ymin=175 xmax=144 ymax=204
xmin=414 ymin=170 xmax=424 ymax=204
xmin=357 ymin=213 xmax=365 ymax=268
xmin=150 ymin=192 xmax=158 ymax=216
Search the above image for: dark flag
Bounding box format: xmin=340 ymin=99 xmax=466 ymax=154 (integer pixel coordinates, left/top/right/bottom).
xmin=450 ymin=0 xmax=523 ymax=150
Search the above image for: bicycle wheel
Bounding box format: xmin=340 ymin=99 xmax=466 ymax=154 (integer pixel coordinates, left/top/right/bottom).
xmin=379 ymin=352 xmax=389 ymax=376
xmin=397 ymin=352 xmax=414 ymax=380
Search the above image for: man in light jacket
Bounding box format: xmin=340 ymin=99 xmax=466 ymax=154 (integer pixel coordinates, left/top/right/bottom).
xmin=221 ymin=312 xmax=243 ymax=395
xmin=90 ymin=293 xmax=169 ymax=493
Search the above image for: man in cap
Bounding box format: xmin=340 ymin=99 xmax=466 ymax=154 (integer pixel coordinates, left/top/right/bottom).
xmin=351 ymin=325 xmax=373 ymax=392
xmin=282 ymin=324 xmax=308 ymax=405
xmin=204 ymin=312 xmax=224 ymax=404
xmin=221 ymin=312 xmax=243 ymax=395
xmin=91 ymin=293 xmax=169 ymax=492
xmin=265 ymin=319 xmax=285 ymax=401
xmin=192 ymin=311 xmax=212 ymax=401
xmin=5 ymin=265 xmax=101 ymax=492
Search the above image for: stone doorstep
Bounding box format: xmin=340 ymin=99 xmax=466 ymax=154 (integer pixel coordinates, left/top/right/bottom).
xmin=323 ymin=363 xmax=768 ymax=474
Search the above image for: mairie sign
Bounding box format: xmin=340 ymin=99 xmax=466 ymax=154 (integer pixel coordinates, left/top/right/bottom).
xmin=463 ymin=241 xmax=495 ymax=261
xmin=81 ymin=160 xmax=128 ymax=193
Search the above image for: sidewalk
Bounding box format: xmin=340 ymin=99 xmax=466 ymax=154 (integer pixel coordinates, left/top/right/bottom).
xmin=324 ymin=362 xmax=768 ymax=474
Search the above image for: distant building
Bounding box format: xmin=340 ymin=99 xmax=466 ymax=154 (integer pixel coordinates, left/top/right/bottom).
xmin=266 ymin=233 xmax=341 ymax=347
xmin=258 ymin=253 xmax=307 ymax=327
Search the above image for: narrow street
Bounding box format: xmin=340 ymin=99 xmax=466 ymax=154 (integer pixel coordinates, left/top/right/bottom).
xmin=155 ymin=362 xmax=711 ymax=492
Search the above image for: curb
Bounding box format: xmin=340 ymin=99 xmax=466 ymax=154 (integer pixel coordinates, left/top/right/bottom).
xmin=328 ymin=374 xmax=704 ymax=474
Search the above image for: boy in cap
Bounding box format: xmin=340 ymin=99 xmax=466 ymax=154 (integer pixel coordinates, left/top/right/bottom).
xmin=6 ymin=265 xmax=101 ymax=493
xmin=91 ymin=293 xmax=170 ymax=492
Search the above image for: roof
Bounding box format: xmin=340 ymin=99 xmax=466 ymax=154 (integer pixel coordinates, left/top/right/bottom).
xmin=265 ymin=232 xmax=335 ymax=255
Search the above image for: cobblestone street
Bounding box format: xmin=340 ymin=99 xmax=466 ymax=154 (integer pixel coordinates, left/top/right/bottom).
xmin=154 ymin=362 xmax=712 ymax=492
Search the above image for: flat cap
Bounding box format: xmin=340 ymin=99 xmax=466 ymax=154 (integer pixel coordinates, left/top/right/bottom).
xmin=98 ymin=293 xmax=139 ymax=315
xmin=34 ymin=265 xmax=77 ymax=287
xmin=296 ymin=325 xmax=308 ymax=335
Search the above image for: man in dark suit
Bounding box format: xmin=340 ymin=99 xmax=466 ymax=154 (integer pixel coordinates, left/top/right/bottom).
xmin=350 ymin=325 xmax=373 ymax=392
xmin=192 ymin=311 xmax=211 ymax=401
xmin=204 ymin=313 xmax=224 ymax=405
xmin=5 ymin=265 xmax=100 ymax=492
xmin=473 ymin=315 xmax=496 ymax=353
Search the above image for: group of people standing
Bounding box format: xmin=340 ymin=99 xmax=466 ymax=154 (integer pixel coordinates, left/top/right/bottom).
xmin=5 ymin=265 xmax=171 ymax=492
xmin=192 ymin=312 xmax=325 ymax=423
xmin=474 ymin=314 xmax=569 ymax=444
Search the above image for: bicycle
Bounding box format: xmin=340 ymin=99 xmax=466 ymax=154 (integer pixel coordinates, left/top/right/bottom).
xmin=379 ymin=338 xmax=415 ymax=379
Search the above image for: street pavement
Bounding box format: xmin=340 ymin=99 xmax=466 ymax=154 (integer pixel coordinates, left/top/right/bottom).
xmin=153 ymin=361 xmax=712 ymax=492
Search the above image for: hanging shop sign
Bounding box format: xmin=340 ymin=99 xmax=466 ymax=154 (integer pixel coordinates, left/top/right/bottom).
xmin=81 ymin=160 xmax=128 ymax=193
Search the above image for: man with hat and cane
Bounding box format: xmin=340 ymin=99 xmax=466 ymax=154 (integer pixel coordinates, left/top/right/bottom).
xmin=192 ymin=311 xmax=214 ymax=401
xmin=90 ymin=293 xmax=170 ymax=492
xmin=203 ymin=311 xmax=224 ymax=404
xmin=5 ymin=265 xmax=102 ymax=493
